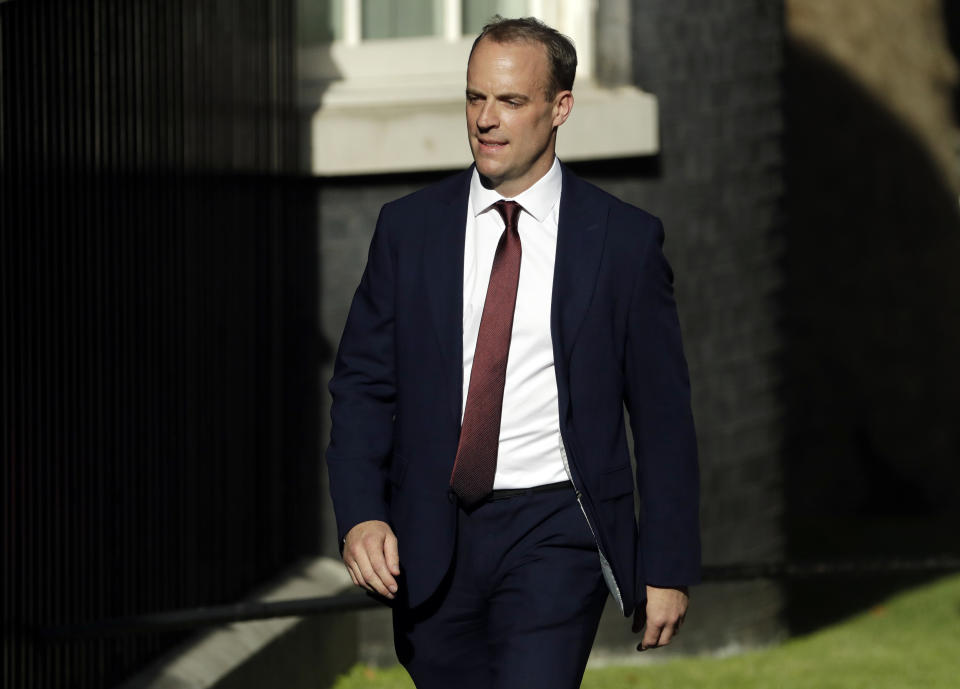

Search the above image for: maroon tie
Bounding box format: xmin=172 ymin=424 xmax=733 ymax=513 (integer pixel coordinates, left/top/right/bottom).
xmin=450 ymin=200 xmax=523 ymax=507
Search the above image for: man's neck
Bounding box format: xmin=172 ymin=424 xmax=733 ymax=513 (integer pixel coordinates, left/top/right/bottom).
xmin=480 ymin=153 xmax=558 ymax=198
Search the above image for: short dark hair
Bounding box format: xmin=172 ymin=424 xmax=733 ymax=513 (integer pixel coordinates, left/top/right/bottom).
xmin=469 ymin=16 xmax=578 ymax=100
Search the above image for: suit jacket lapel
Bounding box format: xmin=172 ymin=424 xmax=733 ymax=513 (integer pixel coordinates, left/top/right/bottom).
xmin=551 ymin=165 xmax=609 ymax=419
xmin=423 ymin=168 xmax=471 ymax=426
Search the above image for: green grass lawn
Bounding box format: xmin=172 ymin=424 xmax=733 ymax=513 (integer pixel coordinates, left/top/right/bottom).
xmin=332 ymin=573 xmax=960 ymax=689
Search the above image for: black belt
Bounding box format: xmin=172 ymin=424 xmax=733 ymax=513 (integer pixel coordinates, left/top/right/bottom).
xmin=485 ymin=480 xmax=574 ymax=502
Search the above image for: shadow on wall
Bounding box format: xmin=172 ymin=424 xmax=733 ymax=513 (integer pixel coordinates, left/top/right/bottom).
xmin=781 ymin=35 xmax=960 ymax=633
xmin=943 ymin=1 xmax=960 ymax=127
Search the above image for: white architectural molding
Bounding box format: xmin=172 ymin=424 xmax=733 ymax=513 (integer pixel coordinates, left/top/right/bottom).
xmin=301 ymin=74 xmax=658 ymax=176
xmin=297 ymin=1 xmax=658 ymax=177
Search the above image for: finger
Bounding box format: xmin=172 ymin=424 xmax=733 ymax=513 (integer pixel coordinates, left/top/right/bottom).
xmin=348 ymin=548 xmax=374 ymax=591
xmin=361 ymin=536 xmax=397 ymax=598
xmin=355 ymin=549 xmax=393 ymax=599
xmin=344 ymin=536 xmax=377 ymax=590
xmin=345 ymin=563 xmax=360 ymax=587
xmin=349 ymin=559 xmax=370 ymax=591
xmin=657 ymin=622 xmax=676 ymax=647
xmin=642 ymin=621 xmax=663 ymax=650
xmin=384 ymin=532 xmax=401 ymax=576
xmin=372 ymin=555 xmax=398 ymax=596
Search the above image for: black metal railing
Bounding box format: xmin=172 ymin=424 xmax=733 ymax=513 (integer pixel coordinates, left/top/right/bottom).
xmin=1 ymin=2 xmax=315 ymax=689
xmin=33 ymin=556 xmax=960 ymax=641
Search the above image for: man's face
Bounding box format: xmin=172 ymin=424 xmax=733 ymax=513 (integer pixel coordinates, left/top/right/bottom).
xmin=466 ymin=38 xmax=572 ymax=197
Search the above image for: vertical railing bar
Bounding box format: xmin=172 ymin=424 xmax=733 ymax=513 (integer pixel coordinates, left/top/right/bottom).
xmin=70 ymin=2 xmax=90 ymax=682
xmin=443 ymin=0 xmax=460 ymax=41
xmin=34 ymin=4 xmax=50 ymax=688
xmin=91 ymin=0 xmax=109 ymax=683
xmin=50 ymin=4 xmax=68 ymax=687
xmin=344 ymin=0 xmax=361 ymax=45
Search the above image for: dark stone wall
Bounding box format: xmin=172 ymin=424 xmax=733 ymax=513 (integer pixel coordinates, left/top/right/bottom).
xmin=316 ymin=176 xmax=437 ymax=557
xmin=592 ymin=0 xmax=786 ymax=653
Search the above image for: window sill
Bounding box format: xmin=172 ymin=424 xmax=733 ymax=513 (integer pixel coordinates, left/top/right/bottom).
xmin=301 ymin=79 xmax=658 ymax=176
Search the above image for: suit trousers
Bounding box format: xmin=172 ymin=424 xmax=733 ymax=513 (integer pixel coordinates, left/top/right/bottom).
xmin=392 ymin=486 xmax=609 ymax=689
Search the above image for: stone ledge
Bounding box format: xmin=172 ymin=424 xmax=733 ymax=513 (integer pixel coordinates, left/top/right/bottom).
xmin=304 ymin=81 xmax=659 ymax=176
xmin=117 ymin=558 xmax=356 ymax=689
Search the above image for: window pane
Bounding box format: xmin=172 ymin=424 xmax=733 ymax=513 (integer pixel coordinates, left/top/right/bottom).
xmin=462 ymin=0 xmax=526 ymax=35
xmin=297 ymin=0 xmax=341 ymax=43
xmin=362 ymin=0 xmax=441 ymax=39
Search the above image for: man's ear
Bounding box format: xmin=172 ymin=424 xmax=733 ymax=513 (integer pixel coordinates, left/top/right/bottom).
xmin=552 ymin=90 xmax=574 ymax=127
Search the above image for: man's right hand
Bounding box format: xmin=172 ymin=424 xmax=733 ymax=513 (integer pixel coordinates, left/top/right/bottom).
xmin=342 ymin=520 xmax=400 ymax=600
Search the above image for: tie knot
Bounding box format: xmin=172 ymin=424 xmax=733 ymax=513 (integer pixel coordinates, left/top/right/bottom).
xmin=493 ymin=200 xmax=521 ymax=231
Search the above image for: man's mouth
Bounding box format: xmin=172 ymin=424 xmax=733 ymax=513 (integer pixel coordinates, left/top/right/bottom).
xmin=477 ymin=137 xmax=507 ymax=150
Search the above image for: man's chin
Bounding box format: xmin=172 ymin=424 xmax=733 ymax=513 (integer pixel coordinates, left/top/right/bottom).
xmin=473 ymin=160 xmax=506 ymax=190
xmin=476 ymin=169 xmax=504 ymax=191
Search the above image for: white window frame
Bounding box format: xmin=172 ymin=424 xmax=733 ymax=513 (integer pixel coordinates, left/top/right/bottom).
xmin=298 ymin=0 xmax=657 ymax=175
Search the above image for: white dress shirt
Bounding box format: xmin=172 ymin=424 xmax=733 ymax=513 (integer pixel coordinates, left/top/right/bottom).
xmin=462 ymin=157 xmax=567 ymax=489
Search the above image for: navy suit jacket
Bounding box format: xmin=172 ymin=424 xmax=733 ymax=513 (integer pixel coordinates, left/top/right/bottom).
xmin=327 ymin=163 xmax=700 ymax=616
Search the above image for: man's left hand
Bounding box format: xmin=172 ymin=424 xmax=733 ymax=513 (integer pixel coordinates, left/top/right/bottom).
xmin=632 ymin=585 xmax=689 ymax=651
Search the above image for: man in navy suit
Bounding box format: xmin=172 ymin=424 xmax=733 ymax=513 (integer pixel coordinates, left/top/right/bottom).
xmin=327 ymin=16 xmax=700 ymax=689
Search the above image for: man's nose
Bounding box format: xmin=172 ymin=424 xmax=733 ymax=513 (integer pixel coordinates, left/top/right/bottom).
xmin=476 ymin=101 xmax=497 ymax=130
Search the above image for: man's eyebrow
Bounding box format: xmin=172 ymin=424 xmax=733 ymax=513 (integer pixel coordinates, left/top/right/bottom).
xmin=464 ymin=89 xmax=531 ymax=102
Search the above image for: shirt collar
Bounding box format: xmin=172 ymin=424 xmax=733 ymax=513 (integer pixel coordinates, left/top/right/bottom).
xmin=469 ymin=156 xmax=562 ymax=223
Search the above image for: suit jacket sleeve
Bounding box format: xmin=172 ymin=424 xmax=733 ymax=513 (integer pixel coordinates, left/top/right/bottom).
xmin=326 ymin=206 xmax=397 ymax=545
xmin=624 ymin=218 xmax=701 ymax=589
